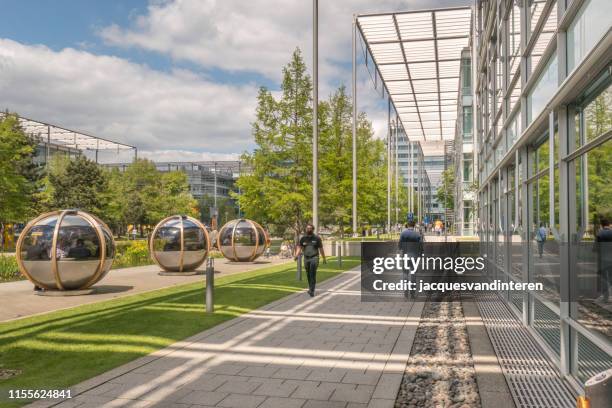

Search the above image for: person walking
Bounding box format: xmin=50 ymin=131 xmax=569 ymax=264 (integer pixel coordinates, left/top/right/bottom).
xmin=399 ymin=221 xmax=423 ymax=298
xmin=295 ymin=223 xmax=326 ymax=297
xmin=399 ymin=221 xmax=423 ymax=261
xmin=535 ymin=222 xmax=547 ymax=258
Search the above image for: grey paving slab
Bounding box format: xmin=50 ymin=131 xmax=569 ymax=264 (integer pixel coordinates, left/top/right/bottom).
xmin=25 ymin=267 xmax=420 ymax=408
xmin=258 ymin=396 xmax=306 ymax=408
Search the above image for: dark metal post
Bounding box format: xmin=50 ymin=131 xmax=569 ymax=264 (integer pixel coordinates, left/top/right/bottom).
xmin=296 ymin=254 xmax=302 ymax=281
xmin=337 ymin=241 xmax=342 ymax=267
xmin=205 ymin=257 xmax=214 ymax=313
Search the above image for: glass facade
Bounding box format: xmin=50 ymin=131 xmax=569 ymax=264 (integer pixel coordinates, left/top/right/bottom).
xmin=567 ymin=0 xmax=612 ymax=73
xmin=454 ymin=50 xmax=475 ymax=236
xmin=475 ymin=0 xmax=612 ymax=389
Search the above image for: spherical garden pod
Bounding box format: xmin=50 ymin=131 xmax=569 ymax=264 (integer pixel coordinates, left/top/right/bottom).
xmin=217 ymin=219 xmax=270 ymax=262
xmin=149 ymin=215 xmax=210 ymax=272
xmin=15 ymin=209 xmax=115 ymax=292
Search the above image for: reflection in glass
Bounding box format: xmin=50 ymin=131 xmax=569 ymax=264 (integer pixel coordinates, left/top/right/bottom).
xmin=567 ymin=0 xmax=612 ymax=73
xmin=527 ymin=54 xmax=558 ymax=124
xmin=533 ymin=297 xmax=560 ymax=356
xmin=218 ymin=219 xmax=269 ymax=262
xmin=150 ymin=215 xmax=209 ymax=272
xmin=570 ymin=140 xmax=612 ymax=342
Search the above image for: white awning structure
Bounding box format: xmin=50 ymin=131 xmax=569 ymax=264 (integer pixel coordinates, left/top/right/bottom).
xmin=357 ymin=7 xmax=472 ymax=141
xmin=0 ymin=112 xmax=135 ymax=152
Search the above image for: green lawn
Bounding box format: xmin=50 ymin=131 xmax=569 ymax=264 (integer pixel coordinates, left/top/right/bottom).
xmin=0 ymin=257 xmax=360 ymax=407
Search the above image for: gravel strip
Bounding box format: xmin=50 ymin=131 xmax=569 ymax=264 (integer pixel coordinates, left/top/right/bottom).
xmin=395 ymin=293 xmax=481 ymax=408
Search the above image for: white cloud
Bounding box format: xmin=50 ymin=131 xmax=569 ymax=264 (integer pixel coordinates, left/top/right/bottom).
xmin=0 ymin=39 xmax=258 ymax=154
xmin=98 ymin=0 xmax=469 ymax=140
xmin=1 ymin=0 xmax=469 ymax=159
xmin=99 ymin=0 xmax=468 ymax=82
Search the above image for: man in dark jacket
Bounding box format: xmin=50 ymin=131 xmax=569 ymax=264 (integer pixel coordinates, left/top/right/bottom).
xmin=295 ymin=223 xmax=326 ymax=297
xmin=399 ymin=221 xmax=423 ymax=298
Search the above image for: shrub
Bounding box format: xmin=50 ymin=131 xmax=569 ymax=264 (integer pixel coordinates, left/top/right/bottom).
xmin=0 ymin=254 xmax=20 ymax=281
xmin=113 ymin=240 xmax=152 ymax=269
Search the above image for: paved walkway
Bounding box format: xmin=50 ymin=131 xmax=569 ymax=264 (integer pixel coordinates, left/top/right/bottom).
xmin=0 ymin=257 xmax=291 ymax=322
xmin=29 ymin=268 xmax=422 ymax=408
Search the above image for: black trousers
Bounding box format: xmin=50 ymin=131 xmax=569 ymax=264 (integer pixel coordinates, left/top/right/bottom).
xmin=304 ymin=256 xmax=319 ymax=293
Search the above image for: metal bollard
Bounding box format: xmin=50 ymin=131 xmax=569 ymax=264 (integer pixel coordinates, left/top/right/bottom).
xmin=205 ymin=257 xmax=214 ymax=313
xmin=296 ymin=254 xmax=302 ymax=281
xmin=583 ymin=368 xmax=611 ymax=408
xmin=337 ymin=241 xmax=342 ymax=267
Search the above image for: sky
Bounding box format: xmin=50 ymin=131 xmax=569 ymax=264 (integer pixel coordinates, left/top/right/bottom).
xmin=0 ymin=0 xmax=469 ymax=162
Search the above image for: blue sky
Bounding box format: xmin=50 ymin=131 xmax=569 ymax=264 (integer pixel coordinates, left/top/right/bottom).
xmin=0 ymin=0 xmax=468 ymax=161
xmin=0 ymin=0 xmax=277 ymax=88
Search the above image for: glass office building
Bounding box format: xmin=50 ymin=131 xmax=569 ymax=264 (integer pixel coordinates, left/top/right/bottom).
xmin=474 ymin=0 xmax=611 ymax=387
xmin=454 ymin=49 xmax=476 ymax=235
xmin=106 ymin=161 xmax=242 ymax=200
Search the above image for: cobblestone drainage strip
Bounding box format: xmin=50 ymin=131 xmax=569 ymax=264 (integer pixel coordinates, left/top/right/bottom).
xmin=476 ymin=293 xmax=576 ymax=408
xmin=395 ymin=294 xmax=481 ymax=408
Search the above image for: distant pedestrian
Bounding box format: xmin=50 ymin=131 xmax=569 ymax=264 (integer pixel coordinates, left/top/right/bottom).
xmin=295 ymin=223 xmax=326 ymax=297
xmin=535 ymin=223 xmax=547 ymax=258
xmin=399 ymin=221 xmax=422 ymax=298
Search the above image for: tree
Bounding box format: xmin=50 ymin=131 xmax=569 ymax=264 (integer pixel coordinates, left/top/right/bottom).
xmin=104 ymin=159 xmax=198 ymax=235
xmin=158 ymin=171 xmax=198 ymax=218
xmin=0 ymin=113 xmax=40 ymax=222
xmin=235 ymin=48 xmax=313 ymax=241
xmin=48 ymin=155 xmax=108 ymax=217
xmin=318 ymin=86 xmax=352 ymax=236
xmin=236 ymin=50 xmax=395 ymax=239
xmin=199 ymin=195 xmax=238 ymax=225
xmin=437 ymin=168 xmax=456 ymax=211
xmin=584 ymin=91 xmax=612 ymax=228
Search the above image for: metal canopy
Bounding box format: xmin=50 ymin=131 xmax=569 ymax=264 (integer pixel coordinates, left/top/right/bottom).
xmin=357 ymin=7 xmax=471 ymax=141
xmin=0 ymin=112 xmax=135 ymax=151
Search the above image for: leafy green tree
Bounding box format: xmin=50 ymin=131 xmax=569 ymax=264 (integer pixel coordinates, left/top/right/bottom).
xmin=159 ymin=171 xmax=198 ymax=218
xmin=584 ymin=91 xmax=612 ymax=228
xmin=0 ymin=113 xmax=40 ymax=222
xmin=236 ymin=50 xmax=397 ymax=238
xmin=437 ymin=167 xmax=456 ymax=211
xmin=235 ymin=48 xmax=313 ymax=241
xmin=103 ymin=159 xmax=198 ymax=235
xmin=199 ymin=195 xmax=237 ymax=225
xmin=48 ymin=155 xmax=108 ymax=217
xmin=356 ymin=114 xmax=390 ymax=227
xmin=318 ymin=86 xmax=352 ymax=235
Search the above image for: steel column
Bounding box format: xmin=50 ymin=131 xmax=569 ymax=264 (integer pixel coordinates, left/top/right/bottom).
xmin=312 ymin=0 xmax=319 ymax=231
xmin=352 ymin=14 xmax=358 ymax=235
xmin=387 ymin=102 xmax=392 ymax=234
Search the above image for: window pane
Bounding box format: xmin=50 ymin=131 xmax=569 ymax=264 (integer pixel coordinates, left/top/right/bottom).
xmin=577 ymin=82 xmax=612 ymax=148
xmin=528 ymin=54 xmax=558 ymax=123
xmin=529 ymin=172 xmax=560 ymax=304
xmin=463 ymin=106 xmax=473 ymax=140
xmin=567 ymin=0 xmax=612 ymax=73
xmin=569 ymin=139 xmax=612 ymax=342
